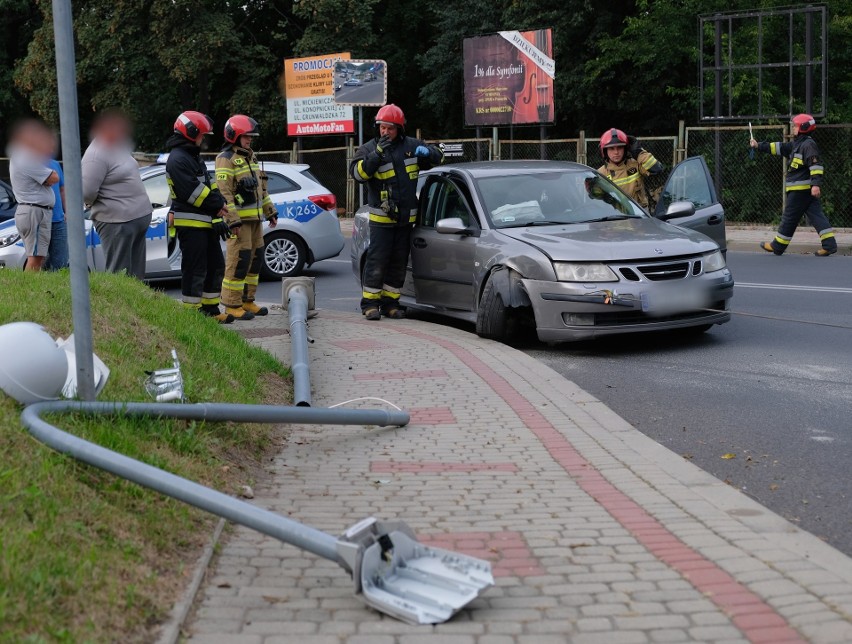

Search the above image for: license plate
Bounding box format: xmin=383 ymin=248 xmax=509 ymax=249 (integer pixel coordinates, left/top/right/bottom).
xmin=641 ymin=288 xmax=708 ymax=315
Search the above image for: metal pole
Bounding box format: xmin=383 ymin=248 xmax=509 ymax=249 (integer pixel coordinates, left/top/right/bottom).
xmin=288 ymin=285 xmax=311 ymax=407
xmin=540 ymin=124 xmax=546 ymax=160
xmin=713 ymin=17 xmax=723 ymax=197
xmin=476 ymin=126 xmax=482 ymax=161
xmin=805 ymin=9 xmax=814 ymax=114
xmin=21 ymin=401 xmax=409 ymax=561
xmin=357 ymin=108 xmax=363 ymax=206
xmin=52 ymin=0 xmax=96 ymax=401
xmin=491 ymin=127 xmax=499 ymax=161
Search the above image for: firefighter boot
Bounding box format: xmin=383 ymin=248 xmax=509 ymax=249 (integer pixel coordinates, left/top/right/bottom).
xmin=760 ymin=241 xmax=783 ymax=255
xmin=225 ymin=306 xmax=255 ymax=321
xmin=201 ymin=305 xmax=235 ymax=325
xmin=815 ymin=248 xmax=837 ymax=257
xmin=243 ymin=301 xmax=268 ymax=316
xmin=364 ymin=308 xmax=381 ymax=321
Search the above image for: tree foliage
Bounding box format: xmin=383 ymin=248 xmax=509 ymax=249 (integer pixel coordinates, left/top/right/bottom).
xmin=4 ymin=0 xmax=852 ymax=151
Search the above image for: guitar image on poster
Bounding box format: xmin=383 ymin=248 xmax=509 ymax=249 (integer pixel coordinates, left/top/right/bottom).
xmin=463 ymin=29 xmax=555 ymax=127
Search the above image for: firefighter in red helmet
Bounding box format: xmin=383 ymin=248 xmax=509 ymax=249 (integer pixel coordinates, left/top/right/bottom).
xmin=598 ymin=128 xmax=664 ymax=211
xmin=216 ymin=115 xmax=279 ymax=320
xmin=350 ymin=104 xmax=443 ymax=320
xmin=166 ymin=111 xmax=233 ymax=323
xmin=750 ymin=113 xmax=836 ymax=256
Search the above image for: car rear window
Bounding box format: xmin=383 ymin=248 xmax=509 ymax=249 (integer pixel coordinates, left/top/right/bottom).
xmin=266 ymin=173 xmax=300 ymax=194
xmin=300 ymin=169 xmax=321 ymax=184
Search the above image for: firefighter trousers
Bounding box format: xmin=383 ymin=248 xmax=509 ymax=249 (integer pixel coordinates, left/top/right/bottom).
xmin=177 ymin=227 xmax=225 ymax=308
xmin=222 ymin=219 xmax=263 ymax=307
xmin=361 ymin=223 xmax=412 ymax=313
xmin=770 ymin=191 xmax=837 ymax=254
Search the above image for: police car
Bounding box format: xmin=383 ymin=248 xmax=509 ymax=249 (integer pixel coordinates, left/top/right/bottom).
xmin=0 ymin=161 xmax=345 ymax=279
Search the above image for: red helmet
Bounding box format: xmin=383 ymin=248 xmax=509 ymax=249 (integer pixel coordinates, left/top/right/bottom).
xmin=174 ymin=111 xmax=213 ymax=140
xmin=376 ymin=104 xmax=405 ymax=129
xmin=599 ymin=128 xmax=628 ymax=154
xmin=224 ymin=115 xmax=259 ymax=143
xmin=791 ymin=113 xmax=816 ymax=134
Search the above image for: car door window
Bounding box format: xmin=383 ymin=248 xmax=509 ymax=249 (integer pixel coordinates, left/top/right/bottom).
xmin=656 ymin=157 xmax=716 ymax=215
xmin=144 ymin=172 xmax=171 ymax=208
xmin=420 ymin=180 xmax=443 ymax=227
xmin=421 ymin=179 xmax=476 ymax=228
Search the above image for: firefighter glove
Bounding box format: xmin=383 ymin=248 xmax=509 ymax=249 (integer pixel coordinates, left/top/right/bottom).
xmin=267 ymin=211 xmax=278 ymax=226
xmin=212 ymin=218 xmax=232 ymax=242
xmin=627 ymin=135 xmax=641 ymax=159
xmin=376 ymin=135 xmax=392 ymax=156
xmin=415 ymin=145 xmax=431 ymax=158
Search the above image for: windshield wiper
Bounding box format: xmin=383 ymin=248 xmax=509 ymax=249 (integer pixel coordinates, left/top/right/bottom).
xmin=505 ymin=220 xmax=570 ymax=228
xmin=583 ymin=214 xmax=640 ymax=223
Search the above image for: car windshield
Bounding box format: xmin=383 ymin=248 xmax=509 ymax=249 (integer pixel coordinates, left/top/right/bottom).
xmin=475 ymin=170 xmax=645 ymax=229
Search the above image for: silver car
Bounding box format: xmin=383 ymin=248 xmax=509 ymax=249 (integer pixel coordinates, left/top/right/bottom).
xmin=351 ymin=159 xmax=734 ymax=343
xmin=0 ymin=161 xmax=345 ymax=280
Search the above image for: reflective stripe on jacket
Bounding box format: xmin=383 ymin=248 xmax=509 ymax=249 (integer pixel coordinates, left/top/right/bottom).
xmin=758 ymin=135 xmax=823 ymax=192
xmin=165 ymin=136 xmax=226 ymax=229
xmin=215 ymin=147 xmax=277 ymax=225
xmin=349 ymin=136 xmax=443 ymax=225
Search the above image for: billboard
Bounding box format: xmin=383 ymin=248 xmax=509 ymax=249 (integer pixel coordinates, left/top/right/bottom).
xmin=283 ymin=52 xmax=354 ymax=136
xmin=333 ymin=59 xmax=387 ymax=107
xmin=463 ymin=29 xmax=555 ymax=127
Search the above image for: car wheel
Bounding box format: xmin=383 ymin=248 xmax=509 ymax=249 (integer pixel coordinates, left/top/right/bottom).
xmin=261 ymin=231 xmax=306 ymax=280
xmin=476 ymin=277 xmax=511 ymax=341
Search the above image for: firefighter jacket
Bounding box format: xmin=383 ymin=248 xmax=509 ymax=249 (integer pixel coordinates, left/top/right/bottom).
xmin=349 ymin=136 xmax=444 ymax=225
xmin=215 ymin=145 xmax=277 ymax=226
xmin=598 ymin=150 xmax=664 ymax=209
xmin=165 ymin=135 xmax=226 ymax=229
xmin=757 ymin=135 xmax=824 ymax=192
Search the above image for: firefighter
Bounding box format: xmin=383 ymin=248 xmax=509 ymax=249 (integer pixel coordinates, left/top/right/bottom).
xmin=598 ymin=128 xmax=664 ymax=211
xmin=216 ymin=115 xmax=279 ymax=320
xmin=750 ymin=114 xmax=836 ymax=256
xmin=350 ymin=104 xmax=443 ymax=320
xmin=166 ymin=111 xmax=233 ymax=323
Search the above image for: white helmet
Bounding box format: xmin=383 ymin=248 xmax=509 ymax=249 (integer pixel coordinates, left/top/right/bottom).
xmin=0 ymin=322 xmax=69 ymax=404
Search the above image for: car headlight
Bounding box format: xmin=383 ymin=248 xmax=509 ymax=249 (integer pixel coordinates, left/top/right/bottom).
xmin=0 ymin=231 xmax=21 ymax=248
xmin=553 ymin=262 xmax=618 ymax=282
xmin=703 ymin=250 xmax=726 ymax=273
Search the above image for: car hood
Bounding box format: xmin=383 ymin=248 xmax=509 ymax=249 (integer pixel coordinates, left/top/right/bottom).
xmin=495 ymin=217 xmax=718 ymax=262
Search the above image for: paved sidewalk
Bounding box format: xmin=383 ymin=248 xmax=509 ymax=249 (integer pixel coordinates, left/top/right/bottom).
xmin=184 ymin=308 xmax=852 ymax=644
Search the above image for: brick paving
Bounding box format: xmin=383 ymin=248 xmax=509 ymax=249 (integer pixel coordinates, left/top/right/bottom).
xmin=181 ymin=307 xmax=852 ymax=643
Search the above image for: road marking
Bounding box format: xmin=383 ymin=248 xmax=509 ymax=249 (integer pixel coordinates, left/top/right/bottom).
xmin=737 ymin=282 xmax=852 ymax=294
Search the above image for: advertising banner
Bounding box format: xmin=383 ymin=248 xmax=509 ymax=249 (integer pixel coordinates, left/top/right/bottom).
xmin=463 ymin=29 xmax=555 ymax=127
xmin=333 ymin=59 xmax=388 ymax=107
xmin=284 ymin=52 xmax=354 ymax=136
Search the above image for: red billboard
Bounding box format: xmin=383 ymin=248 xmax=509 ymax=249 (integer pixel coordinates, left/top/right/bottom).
xmin=463 ymin=29 xmax=555 ymax=127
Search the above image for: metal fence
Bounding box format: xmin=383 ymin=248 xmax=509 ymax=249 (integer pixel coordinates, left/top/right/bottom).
xmin=5 ymin=123 xmax=852 ymax=225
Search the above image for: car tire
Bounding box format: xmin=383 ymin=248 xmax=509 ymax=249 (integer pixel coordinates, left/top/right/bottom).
xmin=261 ymin=231 xmax=306 ymax=280
xmin=476 ymin=277 xmax=511 ymax=341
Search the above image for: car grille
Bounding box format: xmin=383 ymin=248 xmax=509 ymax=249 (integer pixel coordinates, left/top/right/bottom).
xmin=593 ymin=300 xmax=727 ymax=326
xmin=636 ymin=261 xmax=690 ymax=281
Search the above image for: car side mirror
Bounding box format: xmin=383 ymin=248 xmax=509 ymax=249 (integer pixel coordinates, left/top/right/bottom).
xmin=435 ymin=217 xmax=469 ymax=235
xmin=659 ymin=200 xmax=695 ymax=221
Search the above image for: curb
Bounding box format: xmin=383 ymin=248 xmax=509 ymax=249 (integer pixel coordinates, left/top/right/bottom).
xmin=155 ymin=518 xmax=226 ymax=644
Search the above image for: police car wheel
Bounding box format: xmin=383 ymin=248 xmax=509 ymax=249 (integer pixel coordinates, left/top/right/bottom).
xmin=261 ymin=231 xmax=306 ymax=280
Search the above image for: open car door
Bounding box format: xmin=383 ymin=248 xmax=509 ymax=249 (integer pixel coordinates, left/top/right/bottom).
xmin=655 ymin=156 xmax=726 ymax=250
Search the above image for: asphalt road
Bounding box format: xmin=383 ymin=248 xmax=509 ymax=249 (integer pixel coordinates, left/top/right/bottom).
xmin=165 ymin=246 xmax=852 ymax=555
xmin=334 ymin=80 xmax=385 ymax=106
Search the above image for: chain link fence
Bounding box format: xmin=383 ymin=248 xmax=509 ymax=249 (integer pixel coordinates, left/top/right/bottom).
xmin=5 ymin=124 xmax=852 ymax=225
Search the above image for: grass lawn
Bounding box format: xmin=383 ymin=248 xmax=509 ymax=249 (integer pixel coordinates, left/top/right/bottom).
xmin=0 ymin=270 xmax=290 ymax=643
